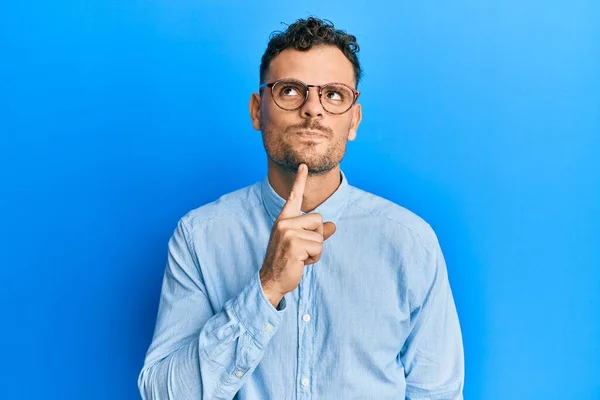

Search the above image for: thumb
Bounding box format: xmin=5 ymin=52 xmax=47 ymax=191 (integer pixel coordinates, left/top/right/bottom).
xmin=323 ymin=221 xmax=337 ymax=241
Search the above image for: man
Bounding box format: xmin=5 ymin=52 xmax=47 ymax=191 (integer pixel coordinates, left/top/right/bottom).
xmin=138 ymin=17 xmax=464 ymax=399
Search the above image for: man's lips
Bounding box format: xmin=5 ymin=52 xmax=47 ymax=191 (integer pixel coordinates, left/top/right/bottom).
xmin=295 ymin=130 xmax=328 ymax=139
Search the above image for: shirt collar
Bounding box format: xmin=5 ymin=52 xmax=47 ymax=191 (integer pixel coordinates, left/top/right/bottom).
xmin=260 ymin=169 xmax=351 ymax=224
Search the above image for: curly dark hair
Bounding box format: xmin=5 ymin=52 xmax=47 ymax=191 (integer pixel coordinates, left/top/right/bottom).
xmin=259 ymin=17 xmax=362 ymax=87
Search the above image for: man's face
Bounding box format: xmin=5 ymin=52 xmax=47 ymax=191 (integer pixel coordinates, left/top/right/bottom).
xmin=251 ymin=46 xmax=362 ymax=175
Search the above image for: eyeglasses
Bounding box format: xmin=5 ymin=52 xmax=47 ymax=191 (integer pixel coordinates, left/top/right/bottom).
xmin=259 ymin=79 xmax=360 ymax=115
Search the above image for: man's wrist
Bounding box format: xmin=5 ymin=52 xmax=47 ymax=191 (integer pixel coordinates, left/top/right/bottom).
xmin=260 ymin=279 xmax=284 ymax=308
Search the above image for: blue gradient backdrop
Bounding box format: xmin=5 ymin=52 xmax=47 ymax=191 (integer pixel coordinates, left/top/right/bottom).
xmin=1 ymin=1 xmax=599 ymax=399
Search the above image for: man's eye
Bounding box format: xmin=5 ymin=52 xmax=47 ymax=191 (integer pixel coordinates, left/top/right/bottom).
xmin=281 ymin=86 xmax=300 ymax=96
xmin=325 ymin=91 xmax=343 ymax=101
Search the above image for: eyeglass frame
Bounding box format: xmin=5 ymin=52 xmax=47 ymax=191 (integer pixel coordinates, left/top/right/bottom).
xmin=258 ymin=78 xmax=360 ymax=115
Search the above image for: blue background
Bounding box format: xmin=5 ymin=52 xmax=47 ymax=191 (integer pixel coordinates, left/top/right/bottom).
xmin=1 ymin=1 xmax=599 ymax=399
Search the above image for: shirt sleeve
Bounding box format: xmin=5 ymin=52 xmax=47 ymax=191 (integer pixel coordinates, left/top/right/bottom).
xmin=138 ymin=216 xmax=286 ymax=400
xmin=401 ymin=233 xmax=464 ymax=399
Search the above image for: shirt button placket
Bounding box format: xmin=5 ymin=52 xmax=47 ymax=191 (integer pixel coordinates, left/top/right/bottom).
xmin=297 ymin=264 xmax=315 ymax=398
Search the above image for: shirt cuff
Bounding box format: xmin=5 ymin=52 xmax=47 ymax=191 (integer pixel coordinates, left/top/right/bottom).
xmin=228 ymin=271 xmax=286 ymax=350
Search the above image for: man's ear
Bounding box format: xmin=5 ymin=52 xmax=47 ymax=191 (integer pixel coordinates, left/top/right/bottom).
xmin=347 ymin=103 xmax=362 ymax=141
xmin=249 ymin=92 xmax=262 ymax=131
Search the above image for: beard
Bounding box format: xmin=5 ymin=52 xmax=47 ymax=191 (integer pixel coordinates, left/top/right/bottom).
xmin=260 ymin=120 xmax=349 ymax=176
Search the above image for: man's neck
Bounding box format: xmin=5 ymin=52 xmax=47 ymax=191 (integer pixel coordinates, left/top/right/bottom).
xmin=267 ymin=159 xmax=342 ymax=213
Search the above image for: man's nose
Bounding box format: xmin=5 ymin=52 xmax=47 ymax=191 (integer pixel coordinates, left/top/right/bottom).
xmin=299 ymin=87 xmax=324 ymax=118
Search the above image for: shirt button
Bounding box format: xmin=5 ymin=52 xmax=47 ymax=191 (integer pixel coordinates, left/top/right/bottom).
xmin=302 ymin=314 xmax=311 ymax=322
xmin=301 ymin=377 xmax=309 ymax=387
xmin=235 ymin=370 xmax=243 ymax=378
xmin=264 ymin=324 xmax=273 ymax=333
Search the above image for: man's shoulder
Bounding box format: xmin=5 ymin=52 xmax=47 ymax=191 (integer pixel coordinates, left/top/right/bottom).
xmin=181 ymin=181 xmax=263 ymax=227
xmin=347 ymin=185 xmax=438 ymax=247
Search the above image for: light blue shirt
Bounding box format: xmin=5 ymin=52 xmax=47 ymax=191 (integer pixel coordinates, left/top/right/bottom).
xmin=138 ymin=170 xmax=464 ymax=399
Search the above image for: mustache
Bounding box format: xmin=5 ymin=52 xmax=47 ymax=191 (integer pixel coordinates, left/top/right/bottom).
xmin=284 ymin=121 xmax=333 ymax=136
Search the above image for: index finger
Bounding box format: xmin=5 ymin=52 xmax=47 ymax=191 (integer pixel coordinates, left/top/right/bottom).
xmin=279 ymin=163 xmax=307 ymax=218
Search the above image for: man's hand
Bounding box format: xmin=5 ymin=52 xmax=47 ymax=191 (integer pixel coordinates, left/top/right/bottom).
xmin=259 ymin=163 xmax=336 ymax=307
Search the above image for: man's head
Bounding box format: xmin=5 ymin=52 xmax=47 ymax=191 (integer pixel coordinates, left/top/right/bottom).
xmin=250 ymin=17 xmax=363 ymax=176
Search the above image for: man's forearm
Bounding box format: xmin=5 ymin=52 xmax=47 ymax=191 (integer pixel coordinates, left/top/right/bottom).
xmin=139 ymin=272 xmax=285 ymax=400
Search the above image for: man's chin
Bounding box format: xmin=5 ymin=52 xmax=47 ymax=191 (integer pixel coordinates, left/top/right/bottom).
xmin=270 ymin=157 xmax=330 ymax=174
xmin=290 ymin=160 xmax=336 ymax=175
